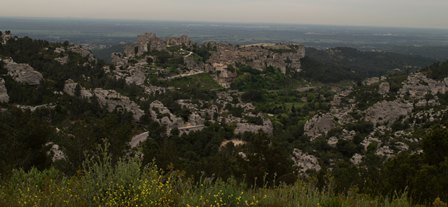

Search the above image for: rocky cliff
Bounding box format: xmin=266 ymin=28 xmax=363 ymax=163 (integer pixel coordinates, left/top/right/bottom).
xmin=124 ymin=33 xmax=192 ymax=57
xmin=114 ymin=33 xmax=305 ymax=88
xmin=63 ymin=80 xmax=144 ymax=121
xmin=208 ymin=43 xmax=305 ymax=74
xmin=3 ymin=58 xmax=43 ymax=85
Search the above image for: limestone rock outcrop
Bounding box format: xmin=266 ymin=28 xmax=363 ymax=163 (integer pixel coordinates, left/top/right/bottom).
xmin=46 ymin=142 xmax=66 ymax=162
xmin=220 ymin=139 xmax=247 ymax=149
xmin=149 ymin=100 xmax=207 ymax=135
xmin=350 ymin=153 xmax=363 ymax=165
xmin=63 ymin=79 xmax=93 ymax=98
xmin=234 ymin=119 xmax=273 ymax=135
xmin=124 ymin=33 xmax=194 ymax=57
xmin=365 ymin=100 xmax=413 ymax=126
xmin=0 ymin=78 xmax=9 ymax=103
xmin=304 ymin=113 xmax=336 ymax=140
xmin=124 ymin=33 xmax=167 ymax=56
xmin=212 ymin=63 xmax=238 ymax=88
xmin=111 ymin=52 xmax=128 ymax=67
xmin=378 ymin=81 xmax=390 ymax=95
xmin=68 ymin=45 xmax=96 ymax=63
xmin=130 ymin=132 xmax=149 ymax=148
xmin=113 ymin=63 xmax=148 ymax=86
xmin=208 ymin=43 xmax=305 ymax=74
xmin=63 ymin=80 xmax=143 ymax=121
xmin=3 ymin=58 xmax=43 ymax=85
xmin=93 ymin=88 xmax=145 ymax=121
xmin=166 ymin=35 xmax=192 ymax=47
xmin=399 ymin=72 xmax=448 ymax=99
xmin=292 ymin=149 xmax=321 ymax=175
xmin=149 ymin=100 xmax=185 ymax=134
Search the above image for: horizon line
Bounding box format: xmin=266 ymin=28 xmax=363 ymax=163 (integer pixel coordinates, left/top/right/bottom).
xmin=1 ymin=15 xmax=448 ymax=31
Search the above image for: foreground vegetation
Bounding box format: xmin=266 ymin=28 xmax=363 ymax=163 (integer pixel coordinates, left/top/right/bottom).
xmin=0 ymin=143 xmax=421 ymax=207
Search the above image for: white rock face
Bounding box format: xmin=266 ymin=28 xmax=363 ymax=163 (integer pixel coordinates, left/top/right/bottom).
xmin=375 ymin=146 xmax=394 ymax=158
xmin=365 ymin=100 xmax=413 ymax=126
xmin=292 ymin=149 xmax=321 ymax=175
xmin=117 ymin=64 xmax=147 ymax=86
xmin=149 ymin=100 xmax=184 ymax=133
xmin=93 ymin=88 xmax=145 ymax=121
xmin=378 ymin=82 xmax=390 ymax=95
xmin=400 ymin=72 xmax=448 ymax=99
xmin=16 ymin=104 xmax=56 ymax=112
xmin=149 ymin=100 xmax=207 ymax=135
xmin=129 ymin=132 xmax=149 ymax=148
xmin=63 ymin=79 xmax=143 ymax=121
xmin=220 ymin=139 xmax=247 ymax=149
xmin=68 ymin=45 xmax=96 ymax=63
xmin=4 ymin=58 xmax=43 ymax=85
xmin=350 ymin=153 xmax=363 ymax=165
xmin=304 ymin=113 xmax=336 ymax=140
xmin=124 ymin=33 xmax=166 ymax=56
xmin=0 ymin=78 xmax=9 ymax=103
xmin=55 ymin=56 xmax=69 ymax=65
xmin=234 ymin=119 xmax=273 ymax=135
xmin=327 ymin=137 xmax=338 ymax=147
xmin=46 ymin=142 xmax=66 ymax=162
xmin=209 ymin=43 xmax=305 ymax=75
xmin=63 ymin=79 xmax=93 ymax=98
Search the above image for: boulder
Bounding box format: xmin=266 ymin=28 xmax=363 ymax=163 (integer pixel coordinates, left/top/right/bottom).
xmin=292 ymin=149 xmax=321 ymax=176
xmin=93 ymin=88 xmax=145 ymax=121
xmin=350 ymin=153 xmax=363 ymax=165
xmin=220 ymin=139 xmax=247 ymax=149
xmin=129 ymin=132 xmax=149 ymax=148
xmin=149 ymin=100 xmax=184 ymax=134
xmin=4 ymin=58 xmax=43 ymax=85
xmin=0 ymin=78 xmax=9 ymax=103
xmin=68 ymin=45 xmax=96 ymax=63
xmin=54 ymin=56 xmax=69 ymax=65
xmin=234 ymin=119 xmax=273 ymax=135
xmin=304 ymin=113 xmax=336 ymax=140
xmin=63 ymin=79 xmax=93 ymax=98
xmin=46 ymin=142 xmax=66 ymax=162
xmin=378 ymin=81 xmax=390 ymax=95
xmin=365 ymin=100 xmax=413 ymax=126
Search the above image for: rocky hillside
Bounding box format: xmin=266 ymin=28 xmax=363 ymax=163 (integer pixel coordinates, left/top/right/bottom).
xmin=0 ymin=31 xmax=447 ymax=203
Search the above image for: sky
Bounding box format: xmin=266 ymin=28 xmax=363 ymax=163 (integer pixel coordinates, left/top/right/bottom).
xmin=1 ymin=0 xmax=448 ymax=28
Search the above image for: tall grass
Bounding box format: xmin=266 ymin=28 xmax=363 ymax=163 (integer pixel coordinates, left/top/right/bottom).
xmin=0 ymin=143 xmax=423 ymax=207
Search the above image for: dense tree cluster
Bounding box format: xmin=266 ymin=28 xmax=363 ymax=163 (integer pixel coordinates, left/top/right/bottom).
xmin=300 ymin=47 xmax=434 ymax=83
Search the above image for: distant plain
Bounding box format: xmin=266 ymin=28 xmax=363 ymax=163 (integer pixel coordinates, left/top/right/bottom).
xmin=1 ymin=17 xmax=448 ymax=60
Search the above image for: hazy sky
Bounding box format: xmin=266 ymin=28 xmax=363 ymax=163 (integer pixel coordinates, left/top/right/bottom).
xmin=1 ymin=0 xmax=448 ymax=28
